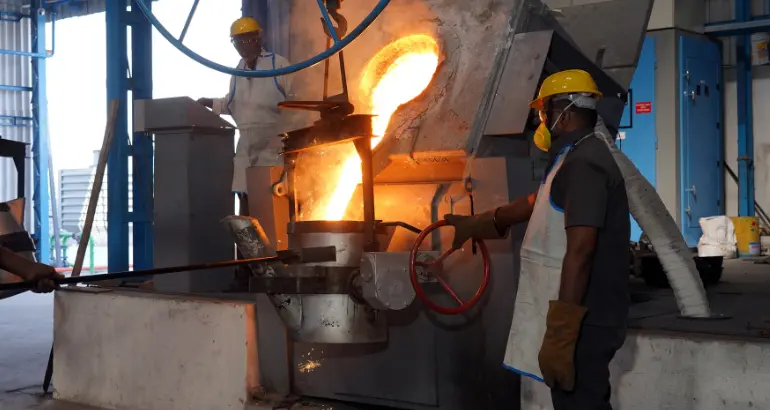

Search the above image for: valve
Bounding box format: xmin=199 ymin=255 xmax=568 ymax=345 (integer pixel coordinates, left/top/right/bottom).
xmin=409 ymin=220 xmax=491 ymax=315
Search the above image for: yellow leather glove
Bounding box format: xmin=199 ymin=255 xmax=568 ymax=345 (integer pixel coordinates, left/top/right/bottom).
xmin=538 ymin=300 xmax=587 ymax=391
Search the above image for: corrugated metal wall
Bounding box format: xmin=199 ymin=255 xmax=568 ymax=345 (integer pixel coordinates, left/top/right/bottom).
xmin=0 ymin=1 xmax=34 ymax=231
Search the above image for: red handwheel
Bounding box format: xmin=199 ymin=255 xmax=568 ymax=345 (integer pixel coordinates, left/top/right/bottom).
xmin=409 ymin=220 xmax=491 ymax=315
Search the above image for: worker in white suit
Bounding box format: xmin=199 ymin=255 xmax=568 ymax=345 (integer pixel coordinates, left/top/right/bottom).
xmin=198 ymin=16 xmax=292 ymax=215
xmin=445 ymin=70 xmax=631 ymax=409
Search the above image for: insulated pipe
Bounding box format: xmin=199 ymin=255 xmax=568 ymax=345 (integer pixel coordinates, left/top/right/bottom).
xmin=595 ymin=117 xmax=710 ymax=317
xmin=132 ymin=0 xmax=390 ymax=78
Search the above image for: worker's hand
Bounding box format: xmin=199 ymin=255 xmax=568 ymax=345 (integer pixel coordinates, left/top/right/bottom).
xmin=25 ymin=262 xmax=64 ymax=293
xmin=196 ymin=98 xmax=214 ymax=108
xmin=538 ymin=300 xmax=587 ymax=391
xmin=444 ymin=210 xmax=503 ymax=249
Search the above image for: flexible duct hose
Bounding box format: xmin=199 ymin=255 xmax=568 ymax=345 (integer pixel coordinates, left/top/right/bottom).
xmin=595 ymin=117 xmax=711 ymax=317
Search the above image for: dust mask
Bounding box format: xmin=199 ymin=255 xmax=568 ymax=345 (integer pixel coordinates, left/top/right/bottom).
xmin=533 ymin=102 xmax=572 ymax=152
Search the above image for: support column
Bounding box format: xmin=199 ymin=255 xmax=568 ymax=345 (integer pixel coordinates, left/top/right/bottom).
xmin=131 ymin=0 xmax=154 ymax=270
xmin=31 ymin=1 xmax=50 ymax=264
xmin=106 ymin=0 xmax=130 ymax=271
xmin=736 ymin=0 xmax=755 ymax=216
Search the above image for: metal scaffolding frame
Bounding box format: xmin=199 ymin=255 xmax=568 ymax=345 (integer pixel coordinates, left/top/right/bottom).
xmin=704 ymin=0 xmax=770 ymax=217
xmin=105 ymin=0 xmax=154 ymax=272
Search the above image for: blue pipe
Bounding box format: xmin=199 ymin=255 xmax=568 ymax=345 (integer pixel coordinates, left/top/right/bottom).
xmin=0 ymin=11 xmax=26 ymax=22
xmin=736 ymin=0 xmax=755 ymax=217
xmin=0 ymin=85 xmax=33 ymax=92
xmin=0 ymin=12 xmax=56 ymax=58
xmin=133 ymin=0 xmax=390 ymax=78
xmin=178 ymin=0 xmax=199 ymax=42
xmin=0 ymin=115 xmax=34 ymax=126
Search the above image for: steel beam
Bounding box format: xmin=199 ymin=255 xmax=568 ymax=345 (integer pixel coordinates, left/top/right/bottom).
xmin=704 ymin=18 xmax=770 ymax=36
xmin=735 ymin=0 xmax=755 ymax=217
xmin=106 ymin=0 xmax=130 ymax=271
xmin=130 ymin=0 xmax=154 ymax=270
xmin=31 ymin=1 xmax=50 ymax=263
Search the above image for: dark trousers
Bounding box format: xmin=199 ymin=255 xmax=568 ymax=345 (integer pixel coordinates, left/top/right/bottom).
xmin=550 ymin=325 xmax=627 ymax=410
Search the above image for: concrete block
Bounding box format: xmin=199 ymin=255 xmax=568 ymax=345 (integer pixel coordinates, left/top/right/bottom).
xmin=53 ymin=289 xmax=260 ymax=410
xmin=521 ymin=330 xmax=770 ymax=409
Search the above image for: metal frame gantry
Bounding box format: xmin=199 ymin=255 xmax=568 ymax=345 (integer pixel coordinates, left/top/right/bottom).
xmin=704 ymin=0 xmax=770 ymax=217
xmin=105 ymin=0 xmax=153 ymax=272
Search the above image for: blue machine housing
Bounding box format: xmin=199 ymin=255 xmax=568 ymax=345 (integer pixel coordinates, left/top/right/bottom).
xmin=620 ymin=32 xmax=724 ymax=247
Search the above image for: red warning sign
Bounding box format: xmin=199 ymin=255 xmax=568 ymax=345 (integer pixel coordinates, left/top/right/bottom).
xmin=635 ymin=102 xmax=652 ymax=114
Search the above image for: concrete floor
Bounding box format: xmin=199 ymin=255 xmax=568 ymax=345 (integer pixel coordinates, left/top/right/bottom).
xmin=0 ymin=293 xmax=104 ymax=409
xmin=3 ymin=259 xmax=770 ymax=410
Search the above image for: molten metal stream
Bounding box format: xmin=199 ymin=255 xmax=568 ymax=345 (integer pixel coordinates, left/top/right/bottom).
xmin=315 ymin=35 xmax=440 ymax=220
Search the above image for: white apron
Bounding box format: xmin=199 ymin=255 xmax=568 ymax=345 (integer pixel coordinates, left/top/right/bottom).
xmin=502 ymin=135 xmax=591 ymax=381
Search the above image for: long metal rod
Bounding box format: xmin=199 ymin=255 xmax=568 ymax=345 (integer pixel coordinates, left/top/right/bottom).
xmin=354 ymin=138 xmax=377 ymax=251
xmin=0 ymin=250 xmax=330 ymax=292
xmin=73 ymin=100 xmax=119 ymax=277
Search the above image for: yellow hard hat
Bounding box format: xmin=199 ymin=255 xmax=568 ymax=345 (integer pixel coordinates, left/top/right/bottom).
xmin=529 ymin=69 xmax=602 ymax=110
xmin=231 ymin=17 xmax=261 ymax=37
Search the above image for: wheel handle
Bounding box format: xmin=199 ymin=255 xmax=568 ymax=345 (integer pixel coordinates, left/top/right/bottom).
xmin=409 ymin=220 xmax=491 ymax=315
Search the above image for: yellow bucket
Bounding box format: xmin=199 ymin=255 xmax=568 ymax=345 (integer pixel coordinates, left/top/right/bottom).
xmin=731 ymin=216 xmax=761 ymax=257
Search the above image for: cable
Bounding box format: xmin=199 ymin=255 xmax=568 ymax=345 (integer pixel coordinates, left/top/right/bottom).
xmin=132 ymin=0 xmax=390 ymax=78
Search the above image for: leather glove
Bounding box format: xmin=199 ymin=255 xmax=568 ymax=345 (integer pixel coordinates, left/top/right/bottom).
xmin=538 ymin=300 xmax=587 ymax=391
xmin=444 ymin=210 xmax=504 ymax=250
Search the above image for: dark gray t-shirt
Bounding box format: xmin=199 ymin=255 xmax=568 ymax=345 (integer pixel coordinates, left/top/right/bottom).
xmin=546 ymin=128 xmax=630 ymax=327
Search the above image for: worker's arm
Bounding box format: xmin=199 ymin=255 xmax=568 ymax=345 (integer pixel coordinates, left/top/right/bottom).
xmin=559 ymin=226 xmax=598 ymax=304
xmin=197 ymin=74 xmax=236 ymax=116
xmin=492 ymin=191 xmax=538 ymax=233
xmin=558 ymin=160 xmax=607 ymax=304
xmin=444 ymin=189 xmax=538 ymax=249
xmin=538 ymin=160 xmax=606 ymax=391
xmin=0 ymin=246 xmax=62 ymax=293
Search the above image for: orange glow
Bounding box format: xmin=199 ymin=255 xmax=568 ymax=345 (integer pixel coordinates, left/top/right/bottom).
xmin=315 ymin=35 xmax=439 ymax=220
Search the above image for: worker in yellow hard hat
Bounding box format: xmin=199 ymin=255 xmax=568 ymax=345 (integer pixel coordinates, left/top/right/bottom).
xmin=444 ymin=69 xmax=630 ymax=409
xmin=197 ymin=16 xmax=293 ymax=216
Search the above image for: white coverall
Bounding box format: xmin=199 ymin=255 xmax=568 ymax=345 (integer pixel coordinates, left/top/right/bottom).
xmin=212 ymin=50 xmax=292 ymax=193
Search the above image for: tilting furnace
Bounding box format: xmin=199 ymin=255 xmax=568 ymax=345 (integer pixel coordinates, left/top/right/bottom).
xmin=223 ymin=0 xmax=655 ymax=408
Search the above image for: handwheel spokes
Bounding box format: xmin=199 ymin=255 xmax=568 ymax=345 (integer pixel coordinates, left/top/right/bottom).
xmin=409 ymin=219 xmax=492 ymax=315
xmin=431 ymin=272 xmax=464 ymax=306
xmin=435 ymin=247 xmax=456 ymax=264
xmin=178 ymin=0 xmax=200 ymax=42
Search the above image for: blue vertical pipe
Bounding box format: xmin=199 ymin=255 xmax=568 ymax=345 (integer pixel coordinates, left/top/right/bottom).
xmin=736 ymin=0 xmax=755 ymax=216
xmin=31 ymin=2 xmax=50 ymax=264
xmin=131 ymin=0 xmax=154 ymax=270
xmin=106 ymin=0 xmax=130 ymax=271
